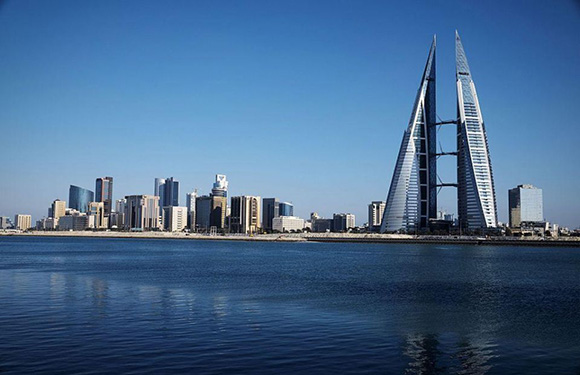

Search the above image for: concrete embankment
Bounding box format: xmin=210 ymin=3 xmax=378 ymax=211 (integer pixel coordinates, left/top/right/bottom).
xmin=1 ymin=231 xmax=579 ymax=247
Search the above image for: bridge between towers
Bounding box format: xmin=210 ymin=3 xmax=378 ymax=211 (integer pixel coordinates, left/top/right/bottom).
xmin=432 ymin=118 xmax=458 ymax=192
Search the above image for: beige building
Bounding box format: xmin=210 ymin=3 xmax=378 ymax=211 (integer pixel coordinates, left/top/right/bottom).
xmin=52 ymin=199 xmax=67 ymax=220
xmin=88 ymin=201 xmax=107 ymax=229
xmin=14 ymin=214 xmax=32 ymax=230
xmin=230 ymin=196 xmax=261 ymax=234
xmin=124 ymin=195 xmax=160 ymax=230
xmin=162 ymin=206 xmax=188 ymax=232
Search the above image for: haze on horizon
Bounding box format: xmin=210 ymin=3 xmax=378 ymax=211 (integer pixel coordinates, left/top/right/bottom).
xmin=0 ymin=0 xmax=578 ymax=228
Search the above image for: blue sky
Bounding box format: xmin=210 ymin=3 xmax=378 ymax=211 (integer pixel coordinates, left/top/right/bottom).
xmin=0 ymin=0 xmax=579 ymax=227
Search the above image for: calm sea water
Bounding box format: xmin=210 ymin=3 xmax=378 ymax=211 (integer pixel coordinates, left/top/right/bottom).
xmin=0 ymin=237 xmax=579 ymax=374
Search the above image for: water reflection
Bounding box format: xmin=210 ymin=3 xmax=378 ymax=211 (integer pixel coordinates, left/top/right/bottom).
xmin=403 ymin=334 xmax=496 ymax=375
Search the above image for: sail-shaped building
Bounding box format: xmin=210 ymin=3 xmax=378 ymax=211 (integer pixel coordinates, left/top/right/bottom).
xmin=381 ymin=32 xmax=497 ymax=232
xmin=380 ymin=37 xmax=437 ymax=233
xmin=455 ymin=31 xmax=497 ymax=229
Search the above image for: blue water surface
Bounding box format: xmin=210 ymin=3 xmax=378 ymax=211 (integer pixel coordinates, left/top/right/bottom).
xmin=0 ymin=237 xmax=579 ymax=374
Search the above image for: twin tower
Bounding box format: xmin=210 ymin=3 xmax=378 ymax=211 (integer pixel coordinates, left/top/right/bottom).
xmin=381 ymin=32 xmax=497 ymax=233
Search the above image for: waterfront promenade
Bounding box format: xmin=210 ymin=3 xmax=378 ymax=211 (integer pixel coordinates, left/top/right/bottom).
xmin=2 ymin=230 xmax=579 ymax=247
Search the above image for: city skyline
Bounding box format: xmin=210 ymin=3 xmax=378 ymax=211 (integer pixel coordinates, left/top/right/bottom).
xmin=0 ymin=1 xmax=579 ymax=227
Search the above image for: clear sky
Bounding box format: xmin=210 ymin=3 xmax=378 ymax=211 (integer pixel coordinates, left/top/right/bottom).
xmin=0 ymin=0 xmax=579 ymax=228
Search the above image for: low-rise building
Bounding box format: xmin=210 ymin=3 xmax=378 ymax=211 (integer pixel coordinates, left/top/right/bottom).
xmin=272 ymin=216 xmax=304 ymax=233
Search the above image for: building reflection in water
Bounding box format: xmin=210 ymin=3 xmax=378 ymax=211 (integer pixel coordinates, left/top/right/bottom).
xmin=403 ymin=334 xmax=495 ymax=375
xmin=91 ymin=278 xmax=109 ymax=318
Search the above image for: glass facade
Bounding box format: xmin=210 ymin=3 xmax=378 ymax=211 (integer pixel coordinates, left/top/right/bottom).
xmin=456 ymin=31 xmax=497 ymax=229
xmin=95 ymin=177 xmax=113 ymax=216
xmin=262 ymin=198 xmax=279 ymax=231
xmin=381 ymin=37 xmax=436 ymax=233
xmin=69 ymin=185 xmax=94 ymax=213
xmin=279 ymin=202 xmax=294 ymax=217
xmin=508 ymin=185 xmax=543 ymax=227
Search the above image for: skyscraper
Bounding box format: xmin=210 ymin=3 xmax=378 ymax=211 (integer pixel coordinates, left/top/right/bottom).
xmin=154 ymin=177 xmax=179 ymax=208
xmin=212 ymin=174 xmax=228 ymax=197
xmin=186 ymin=190 xmax=198 ymax=230
xmin=381 ymin=32 xmax=497 ymax=232
xmin=195 ymin=195 xmax=212 ymax=230
xmin=230 ymin=196 xmax=261 ymax=234
xmin=69 ymin=185 xmax=94 ymax=213
xmin=95 ymin=177 xmax=113 ymax=216
xmin=262 ymin=198 xmax=280 ymax=232
xmin=124 ymin=195 xmax=160 ymax=231
xmin=381 ymin=36 xmax=436 ymax=232
xmin=508 ymin=184 xmax=543 ymax=228
xmin=456 ymin=31 xmax=497 ymax=229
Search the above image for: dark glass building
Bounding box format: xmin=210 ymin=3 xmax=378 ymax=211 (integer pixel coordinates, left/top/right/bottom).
xmin=69 ymin=185 xmax=94 ymax=213
xmin=95 ymin=177 xmax=113 ymax=216
xmin=279 ymin=202 xmax=294 ymax=217
xmin=262 ymin=198 xmax=279 ymax=232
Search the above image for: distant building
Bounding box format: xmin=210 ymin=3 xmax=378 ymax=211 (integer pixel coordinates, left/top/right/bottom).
xmin=124 ymin=195 xmax=160 ymax=230
xmin=312 ymin=218 xmax=333 ymax=232
xmin=87 ymin=201 xmax=106 ymax=229
xmin=69 ymin=185 xmax=94 ymax=213
xmin=195 ymin=195 xmax=212 ymax=230
xmin=186 ymin=190 xmax=198 ymax=230
xmin=368 ymin=201 xmax=385 ymax=232
xmin=95 ymin=177 xmax=114 ymax=216
xmin=0 ymin=216 xmax=13 ymax=229
xmin=58 ymin=212 xmax=89 ymax=231
xmin=154 ymin=177 xmax=179 ymax=210
xmin=273 ymin=216 xmax=304 ymax=233
xmin=110 ymin=199 xmax=127 ymax=229
xmin=36 ymin=217 xmax=58 ymax=230
xmin=51 ymin=199 xmax=67 ymax=220
xmin=162 ymin=206 xmax=188 ymax=232
xmin=230 ymin=196 xmax=261 ymax=234
xmin=14 ymin=214 xmax=32 ymax=230
xmin=279 ymin=202 xmax=294 ymax=217
xmin=262 ymin=198 xmax=280 ymax=232
xmin=509 ymin=184 xmax=543 ymax=228
xmin=211 ymin=174 xmax=228 ymax=197
xmin=333 ymin=213 xmax=355 ymax=232
xmin=210 ymin=196 xmax=227 ymax=229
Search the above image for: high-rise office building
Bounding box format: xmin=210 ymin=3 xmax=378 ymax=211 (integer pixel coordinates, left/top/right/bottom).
xmin=210 ymin=196 xmax=227 ymax=229
xmin=456 ymin=31 xmax=497 ymax=229
xmin=230 ymin=196 xmax=261 ymax=234
xmin=154 ymin=177 xmax=179 ymax=209
xmin=51 ymin=199 xmax=66 ymax=220
xmin=279 ymin=202 xmax=294 ymax=217
xmin=95 ymin=177 xmax=113 ymax=216
xmin=211 ymin=174 xmax=228 ymax=197
xmin=508 ymin=184 xmax=543 ymax=228
xmin=87 ymin=201 xmax=107 ymax=229
xmin=368 ymin=201 xmax=385 ymax=231
xmin=186 ymin=190 xmax=198 ymax=230
xmin=14 ymin=214 xmax=32 ymax=230
xmin=195 ymin=195 xmax=212 ymax=230
xmin=381 ymin=32 xmax=497 ymax=232
xmin=162 ymin=206 xmax=188 ymax=232
xmin=262 ymin=198 xmax=280 ymax=232
xmin=69 ymin=185 xmax=94 ymax=213
xmin=381 ymin=37 xmax=436 ymax=232
xmin=124 ymin=195 xmax=160 ymax=230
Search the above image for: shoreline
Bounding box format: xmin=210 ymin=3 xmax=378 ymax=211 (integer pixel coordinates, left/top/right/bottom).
xmin=1 ymin=231 xmax=580 ymax=247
